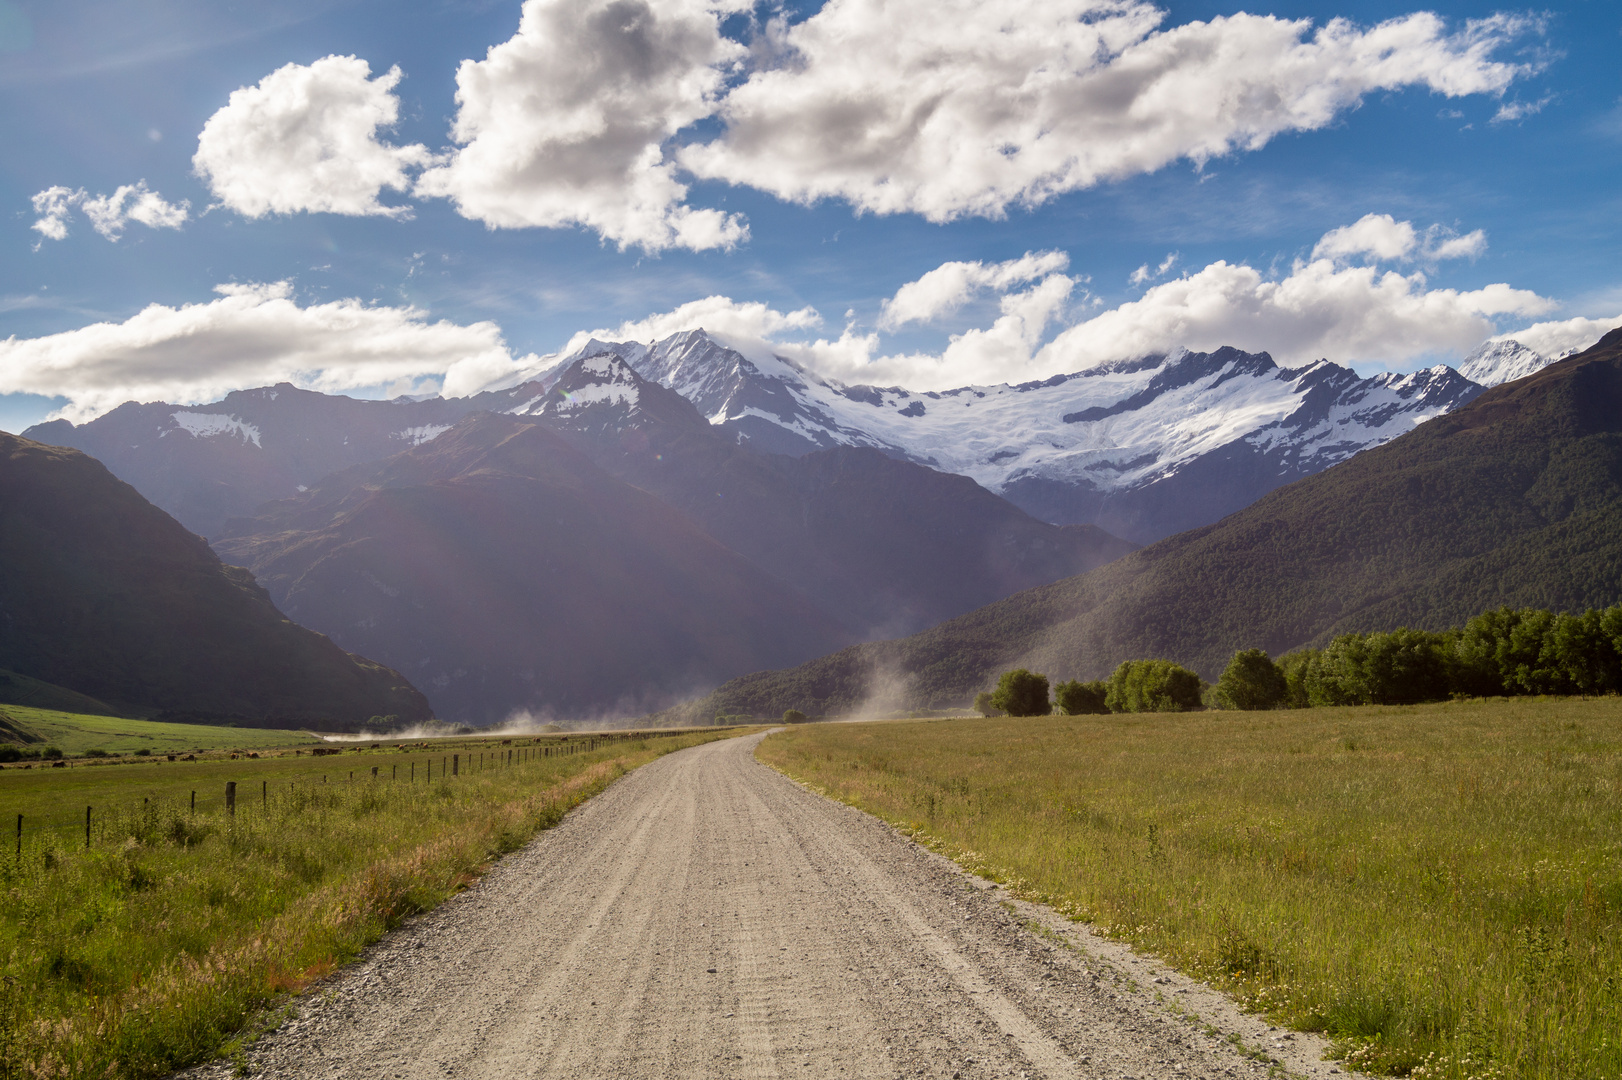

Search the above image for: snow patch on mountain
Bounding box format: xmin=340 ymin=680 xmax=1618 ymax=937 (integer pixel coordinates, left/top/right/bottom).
xmin=395 ymin=424 xmax=453 ymax=446
xmin=599 ymin=332 xmax=1482 ymax=503
xmin=166 ymin=411 xmax=263 ymax=446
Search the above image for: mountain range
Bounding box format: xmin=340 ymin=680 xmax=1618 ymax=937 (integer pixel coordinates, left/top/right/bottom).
xmin=659 ymin=328 xmax=1622 ymax=721
xmin=26 ymin=330 xmax=1552 ymax=548
xmin=18 ymin=325 xmax=1573 ymax=725
xmin=211 ymin=355 xmax=1131 ymax=722
xmin=0 ymin=431 xmax=430 ymax=726
xmin=602 ymin=329 xmax=1550 ymax=543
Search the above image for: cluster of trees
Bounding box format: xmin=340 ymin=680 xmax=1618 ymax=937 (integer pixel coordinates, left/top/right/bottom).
xmin=974 ymin=605 xmax=1622 ymax=717
xmin=0 ymin=744 xmax=63 ymax=762
xmin=1216 ymin=604 xmax=1622 ymax=710
xmin=975 ymin=660 xmax=1204 ymax=717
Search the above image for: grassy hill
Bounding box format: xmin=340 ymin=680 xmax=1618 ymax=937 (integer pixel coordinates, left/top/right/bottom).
xmin=0 ymin=705 xmax=317 ymax=755
xmin=666 ymin=327 xmax=1622 ymax=719
xmin=0 ymin=432 xmax=432 ymax=728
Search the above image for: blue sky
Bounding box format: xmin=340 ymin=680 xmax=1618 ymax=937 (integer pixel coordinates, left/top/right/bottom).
xmin=2 ymin=0 xmax=1618 ymax=430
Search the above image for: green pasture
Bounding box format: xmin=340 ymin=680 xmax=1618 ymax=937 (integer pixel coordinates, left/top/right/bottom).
xmin=759 ymin=698 xmax=1622 ymax=1080
xmin=0 ymin=726 xmax=741 ymax=1079
xmin=0 ymin=705 xmax=318 ymax=757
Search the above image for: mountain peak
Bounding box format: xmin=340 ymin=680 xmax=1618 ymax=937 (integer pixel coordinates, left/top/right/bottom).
xmin=1458 ymin=338 xmax=1551 ymax=388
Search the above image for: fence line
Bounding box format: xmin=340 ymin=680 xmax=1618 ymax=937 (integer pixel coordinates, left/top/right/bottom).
xmin=2 ymin=730 xmax=702 ymax=859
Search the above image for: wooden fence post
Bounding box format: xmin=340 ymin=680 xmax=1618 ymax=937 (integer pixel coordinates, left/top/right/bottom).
xmin=226 ymin=781 xmax=236 ymax=816
xmin=85 ymin=806 xmax=91 ymax=849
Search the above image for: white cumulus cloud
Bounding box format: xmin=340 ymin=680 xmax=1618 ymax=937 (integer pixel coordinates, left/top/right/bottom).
xmin=80 ymin=182 xmax=190 ymax=239
xmin=193 ymin=55 xmax=430 ymax=219
xmin=29 ymin=182 xmax=189 ymax=245
xmin=30 ymin=186 xmax=80 ymax=242
xmin=681 ymin=4 xmax=1538 ymax=220
xmin=1313 ymin=212 xmax=1486 ymax=263
xmin=1493 ymin=314 xmax=1622 ymax=359
xmin=553 ymin=215 xmax=1557 ymax=391
xmin=0 ymin=283 xmax=536 ymax=423
xmin=1038 ymin=254 xmax=1550 ymax=372
xmin=414 ymin=0 xmax=749 ymax=252
xmin=165 ymin=3 xmax=1537 ymax=247
xmin=880 ymin=251 xmax=1070 ymax=329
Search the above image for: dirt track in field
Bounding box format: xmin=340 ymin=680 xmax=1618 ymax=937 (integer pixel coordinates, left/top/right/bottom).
xmin=180 ymin=731 xmax=1352 ymax=1079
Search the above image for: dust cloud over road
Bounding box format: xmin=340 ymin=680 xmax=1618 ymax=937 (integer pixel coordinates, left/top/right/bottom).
xmin=186 ymin=733 xmax=1332 ymax=1079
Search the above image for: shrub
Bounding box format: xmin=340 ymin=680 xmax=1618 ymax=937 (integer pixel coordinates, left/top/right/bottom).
xmin=972 ymin=692 xmax=1002 ymax=717
xmin=40 ymin=745 xmax=63 ymax=760
xmin=990 ymin=670 xmax=1052 ymax=717
xmin=1213 ymin=649 xmax=1289 ymax=710
xmin=782 ymin=709 xmax=808 ymax=724
xmin=84 ymin=748 xmax=110 ymax=758
xmin=1105 ymin=660 xmax=1203 ymax=713
xmin=0 ymin=744 xmax=20 ymax=762
xmin=1053 ymin=679 xmax=1109 ymax=715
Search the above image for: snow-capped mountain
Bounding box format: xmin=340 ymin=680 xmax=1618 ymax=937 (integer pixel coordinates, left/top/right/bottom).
xmin=1457 ymin=338 xmax=1555 ymax=387
xmin=27 ymin=326 xmax=1538 ymax=548
xmin=564 ymin=330 xmax=1487 ymax=543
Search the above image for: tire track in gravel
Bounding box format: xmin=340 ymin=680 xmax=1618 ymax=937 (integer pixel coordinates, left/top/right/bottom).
xmin=177 ymin=732 xmax=1349 ymax=1080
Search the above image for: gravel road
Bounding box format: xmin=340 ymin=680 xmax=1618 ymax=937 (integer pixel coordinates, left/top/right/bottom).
xmin=181 ymin=732 xmax=1355 ymax=1079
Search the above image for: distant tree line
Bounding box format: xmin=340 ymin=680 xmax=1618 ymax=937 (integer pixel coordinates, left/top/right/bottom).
xmin=1218 ymin=604 xmax=1622 ymax=710
xmin=975 ymin=604 xmax=1622 ymax=716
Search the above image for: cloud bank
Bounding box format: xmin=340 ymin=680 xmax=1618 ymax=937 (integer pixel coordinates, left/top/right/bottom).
xmin=566 ymin=215 xmax=1560 ymax=389
xmin=9 ymin=216 xmax=1600 ymax=422
xmin=683 ymin=6 xmax=1536 ymax=221
xmin=180 ymin=2 xmax=1539 ymax=249
xmin=0 ymin=282 xmax=536 ymax=423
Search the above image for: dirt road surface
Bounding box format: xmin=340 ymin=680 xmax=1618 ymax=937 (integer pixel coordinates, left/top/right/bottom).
xmin=181 ymin=732 xmax=1352 ymax=1079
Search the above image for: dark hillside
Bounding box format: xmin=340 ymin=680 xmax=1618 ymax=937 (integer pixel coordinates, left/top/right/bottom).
xmin=666 ymin=328 xmax=1622 ymax=719
xmin=527 ymin=354 xmax=1136 ymax=638
xmin=0 ymin=432 xmax=430 ymax=727
xmin=215 ymin=413 xmax=851 ymax=723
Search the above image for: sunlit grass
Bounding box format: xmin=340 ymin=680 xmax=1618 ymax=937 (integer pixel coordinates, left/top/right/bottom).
xmin=0 ymin=728 xmax=742 ymax=1079
xmin=1 ymin=706 xmax=316 ymax=756
xmin=758 ymin=699 xmax=1622 ymax=1080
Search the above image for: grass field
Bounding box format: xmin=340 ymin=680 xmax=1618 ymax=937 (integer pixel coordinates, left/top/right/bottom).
xmin=0 ymin=727 xmax=743 ymax=1079
xmin=0 ymin=705 xmax=319 ymax=756
xmin=757 ymin=699 xmax=1622 ymax=1080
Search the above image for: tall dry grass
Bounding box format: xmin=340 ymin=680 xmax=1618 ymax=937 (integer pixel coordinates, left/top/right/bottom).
xmin=0 ymin=730 xmax=735 ymax=1079
xmin=758 ymin=700 xmax=1622 ymax=1080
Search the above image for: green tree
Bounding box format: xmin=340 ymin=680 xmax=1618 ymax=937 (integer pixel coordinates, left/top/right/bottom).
xmin=1213 ymin=648 xmax=1288 ymax=710
xmin=1105 ymin=660 xmax=1203 ymax=712
xmin=1053 ymin=679 xmax=1109 ymax=715
xmin=990 ymin=669 xmax=1051 ymax=717
xmin=782 ymin=709 xmax=808 ymax=724
xmin=972 ymin=692 xmax=1002 ymax=717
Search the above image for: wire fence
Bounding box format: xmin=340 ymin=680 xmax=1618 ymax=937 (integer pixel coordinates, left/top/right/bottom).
xmin=2 ymin=730 xmax=703 ymax=862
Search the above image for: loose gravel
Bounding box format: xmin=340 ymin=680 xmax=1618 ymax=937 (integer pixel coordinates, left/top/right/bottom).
xmin=175 ymin=731 xmax=1361 ymax=1079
